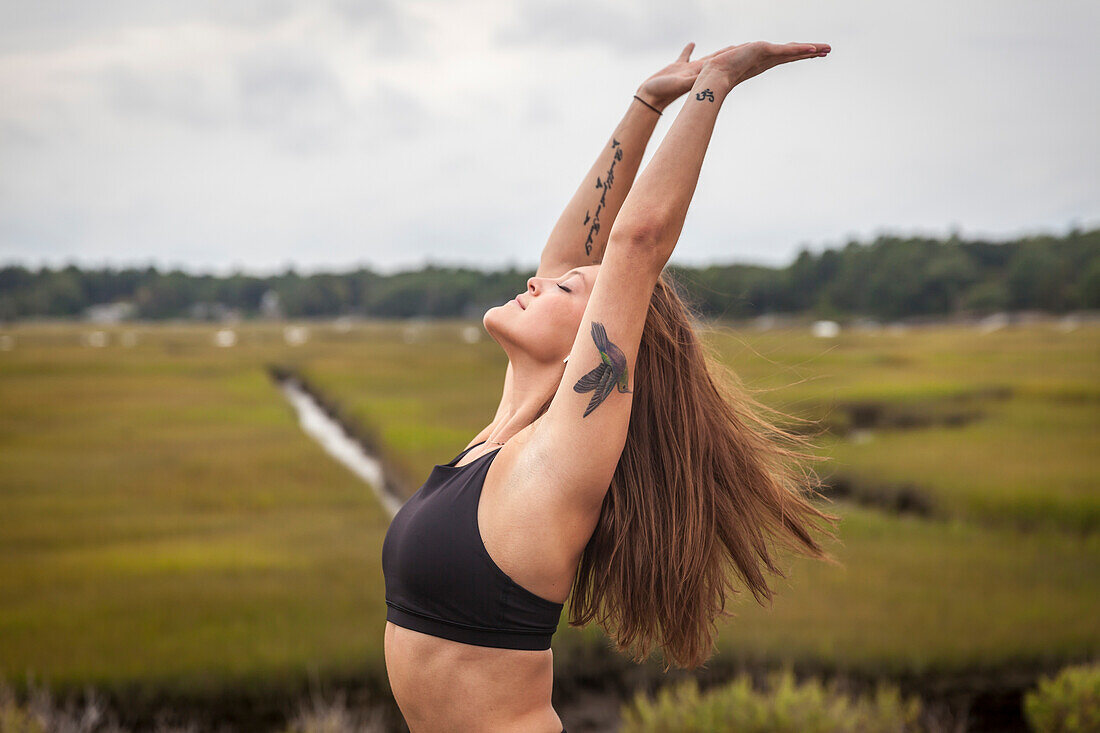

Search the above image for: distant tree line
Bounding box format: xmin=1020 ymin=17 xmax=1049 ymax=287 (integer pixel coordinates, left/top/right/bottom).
xmin=1 ymin=228 xmax=1098 ymax=322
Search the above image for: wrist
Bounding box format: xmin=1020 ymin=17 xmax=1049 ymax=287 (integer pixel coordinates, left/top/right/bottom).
xmin=694 ymin=67 xmax=735 ymax=98
xmin=632 ymin=87 xmax=668 ymax=113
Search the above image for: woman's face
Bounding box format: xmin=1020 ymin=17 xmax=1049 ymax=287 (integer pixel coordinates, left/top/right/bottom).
xmin=484 ymin=265 xmax=599 ymax=364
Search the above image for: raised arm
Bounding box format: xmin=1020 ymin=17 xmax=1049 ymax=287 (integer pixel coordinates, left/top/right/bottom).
xmin=535 ymin=43 xmax=711 ymax=279
xmin=486 ymin=44 xmax=712 ymax=430
xmin=529 ymin=41 xmax=830 ymax=508
xmin=613 ymin=41 xmax=828 ymax=260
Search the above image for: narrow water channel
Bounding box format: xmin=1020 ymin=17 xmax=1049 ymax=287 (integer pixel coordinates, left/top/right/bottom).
xmin=278 ymin=376 xmax=403 ymax=519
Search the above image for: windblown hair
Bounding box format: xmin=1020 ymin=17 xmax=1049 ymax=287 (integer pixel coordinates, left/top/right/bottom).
xmin=561 ymin=269 xmax=842 ymax=671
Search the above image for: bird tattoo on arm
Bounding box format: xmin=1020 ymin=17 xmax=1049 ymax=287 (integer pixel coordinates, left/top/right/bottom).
xmin=572 ymin=321 xmax=632 ymax=418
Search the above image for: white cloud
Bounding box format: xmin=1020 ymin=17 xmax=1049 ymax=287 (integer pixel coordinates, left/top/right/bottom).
xmin=496 ymin=0 xmax=706 ymax=54
xmin=0 ymin=0 xmax=1097 ymax=275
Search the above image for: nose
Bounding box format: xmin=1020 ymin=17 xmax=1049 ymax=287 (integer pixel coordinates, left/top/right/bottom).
xmin=526 ymin=276 xmax=540 ymax=294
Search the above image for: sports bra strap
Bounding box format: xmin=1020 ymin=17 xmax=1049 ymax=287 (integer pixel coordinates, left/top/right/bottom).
xmin=450 ymin=439 xmax=487 ymax=465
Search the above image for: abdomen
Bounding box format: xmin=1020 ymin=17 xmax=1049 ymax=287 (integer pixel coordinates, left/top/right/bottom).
xmin=383 ymin=621 xmax=562 ymax=731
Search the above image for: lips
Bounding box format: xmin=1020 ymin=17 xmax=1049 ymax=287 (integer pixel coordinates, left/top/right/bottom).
xmin=514 ymin=295 xmax=526 ymax=310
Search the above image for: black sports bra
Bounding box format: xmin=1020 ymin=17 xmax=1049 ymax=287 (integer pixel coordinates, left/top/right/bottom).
xmin=381 ymin=440 xmax=565 ymax=651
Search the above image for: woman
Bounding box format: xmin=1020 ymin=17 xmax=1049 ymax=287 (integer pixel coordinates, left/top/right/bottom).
xmin=382 ymin=40 xmax=840 ymax=732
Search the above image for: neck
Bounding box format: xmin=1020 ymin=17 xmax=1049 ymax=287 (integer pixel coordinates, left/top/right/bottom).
xmin=489 ymin=350 xmax=566 ymax=444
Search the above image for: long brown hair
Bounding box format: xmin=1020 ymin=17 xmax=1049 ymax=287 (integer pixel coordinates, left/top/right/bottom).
xmin=563 ymin=270 xmax=843 ymax=671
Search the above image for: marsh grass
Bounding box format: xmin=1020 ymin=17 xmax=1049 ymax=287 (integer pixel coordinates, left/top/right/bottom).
xmin=0 ymin=674 xmax=389 ymax=733
xmin=0 ymin=325 xmax=393 ymax=694
xmin=0 ymin=319 xmax=1096 ymax=709
xmin=300 ymin=320 xmax=1100 ymax=673
xmin=619 ymin=667 xmax=930 ymax=733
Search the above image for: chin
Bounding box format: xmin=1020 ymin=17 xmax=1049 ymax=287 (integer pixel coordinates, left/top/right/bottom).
xmin=482 ymin=304 xmax=510 ymax=342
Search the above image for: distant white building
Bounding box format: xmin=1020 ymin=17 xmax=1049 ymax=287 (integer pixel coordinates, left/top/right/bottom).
xmin=978 ymin=312 xmax=1009 ymax=334
xmin=284 ymin=325 xmax=308 ymax=346
xmin=812 ymin=320 xmax=841 ymax=338
xmin=213 ymin=329 xmax=237 ymax=347
xmin=84 ymin=302 xmax=135 ymax=324
xmin=260 ymin=290 xmax=283 ymax=319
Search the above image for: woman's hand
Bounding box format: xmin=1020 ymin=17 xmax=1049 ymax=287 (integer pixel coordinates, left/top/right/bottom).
xmin=700 ymin=41 xmax=830 ymax=92
xmin=637 ymin=41 xmax=830 ymax=110
xmin=635 ymin=42 xmax=709 ymax=111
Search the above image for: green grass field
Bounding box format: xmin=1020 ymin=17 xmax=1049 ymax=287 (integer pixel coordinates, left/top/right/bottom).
xmin=0 ymin=319 xmax=1097 ymax=699
xmin=0 ymin=325 xmax=394 ymax=696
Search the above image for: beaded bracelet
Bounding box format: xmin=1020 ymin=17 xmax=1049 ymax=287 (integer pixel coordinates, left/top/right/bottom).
xmin=632 ymin=94 xmax=662 ymax=115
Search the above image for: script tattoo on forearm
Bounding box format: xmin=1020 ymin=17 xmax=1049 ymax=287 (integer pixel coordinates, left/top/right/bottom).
xmin=695 ymin=88 xmax=715 ymax=102
xmin=583 ymin=139 xmax=624 ymax=256
xmin=572 ymin=321 xmax=631 ymax=418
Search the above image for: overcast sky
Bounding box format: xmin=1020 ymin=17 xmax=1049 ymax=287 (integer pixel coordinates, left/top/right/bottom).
xmin=1 ymin=0 xmax=1097 ymax=275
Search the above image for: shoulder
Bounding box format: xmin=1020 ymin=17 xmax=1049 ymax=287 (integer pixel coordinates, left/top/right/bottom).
xmin=496 ymin=418 xmax=611 ymax=520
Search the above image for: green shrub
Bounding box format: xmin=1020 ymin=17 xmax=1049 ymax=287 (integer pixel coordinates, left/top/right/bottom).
xmin=620 ymin=666 xmax=923 ymax=733
xmin=1023 ymin=661 xmax=1100 ymax=732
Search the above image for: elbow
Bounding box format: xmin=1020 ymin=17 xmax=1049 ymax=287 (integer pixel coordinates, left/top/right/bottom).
xmin=609 ymin=218 xmax=675 ymax=263
xmin=613 ymin=215 xmax=668 ymax=245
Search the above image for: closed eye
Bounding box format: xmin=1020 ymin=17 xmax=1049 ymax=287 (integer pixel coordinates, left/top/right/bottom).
xmin=557 ymin=284 xmax=572 ymax=293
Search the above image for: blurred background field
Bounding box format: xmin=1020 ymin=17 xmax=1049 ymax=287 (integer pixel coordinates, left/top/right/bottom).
xmin=1 ymin=318 xmax=1097 ymax=730
xmin=4 ymin=0 xmax=1100 ymax=727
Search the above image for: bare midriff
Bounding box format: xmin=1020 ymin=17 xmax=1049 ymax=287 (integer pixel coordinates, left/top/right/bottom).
xmin=384 ymin=621 xmax=564 ymax=732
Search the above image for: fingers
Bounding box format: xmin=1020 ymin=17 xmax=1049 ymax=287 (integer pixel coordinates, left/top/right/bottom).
xmin=703 ymin=41 xmax=830 ymax=59
xmin=779 ymin=53 xmax=824 ymax=66
xmin=774 ymin=48 xmax=830 ymax=68
xmin=766 ymin=41 xmax=830 ymax=56
xmin=785 ymin=42 xmax=830 ymax=55
xmin=695 ymin=40 xmax=830 ymax=69
xmin=678 ymin=41 xmax=695 ymax=61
